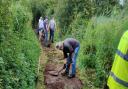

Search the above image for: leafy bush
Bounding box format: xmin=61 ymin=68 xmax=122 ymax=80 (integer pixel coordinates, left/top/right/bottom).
xmin=0 ymin=1 xmax=40 ymax=89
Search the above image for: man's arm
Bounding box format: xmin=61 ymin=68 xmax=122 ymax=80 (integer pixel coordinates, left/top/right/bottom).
xmin=48 ymin=21 xmax=50 ymax=31
xmin=68 ymin=44 xmax=74 ymax=63
xmin=63 ymin=51 xmax=67 ymax=69
xmin=46 ymin=23 xmax=49 ymax=31
xmin=63 ymin=58 xmax=67 ymax=69
xmin=54 ymin=20 xmax=56 ymax=29
xmin=63 ymin=51 xmax=68 ymax=59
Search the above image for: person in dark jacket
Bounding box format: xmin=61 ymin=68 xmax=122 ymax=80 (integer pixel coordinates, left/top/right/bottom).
xmin=56 ymin=38 xmax=80 ymax=78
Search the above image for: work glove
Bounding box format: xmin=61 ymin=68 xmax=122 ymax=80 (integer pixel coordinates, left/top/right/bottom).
xmin=63 ymin=64 xmax=66 ymax=69
xmin=69 ymin=57 xmax=72 ymax=63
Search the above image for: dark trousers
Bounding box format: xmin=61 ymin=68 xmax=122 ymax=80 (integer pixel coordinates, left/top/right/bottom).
xmin=49 ymin=29 xmax=54 ymax=42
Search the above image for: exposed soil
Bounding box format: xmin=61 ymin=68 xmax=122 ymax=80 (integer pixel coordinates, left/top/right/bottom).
xmin=36 ymin=33 xmax=83 ymax=89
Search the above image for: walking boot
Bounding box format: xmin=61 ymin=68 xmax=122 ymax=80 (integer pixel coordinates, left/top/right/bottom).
xmin=61 ymin=71 xmax=68 ymax=76
xmin=68 ymin=74 xmax=75 ymax=78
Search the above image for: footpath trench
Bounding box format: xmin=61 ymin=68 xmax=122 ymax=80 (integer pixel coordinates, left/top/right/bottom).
xmin=36 ymin=40 xmax=83 ymax=89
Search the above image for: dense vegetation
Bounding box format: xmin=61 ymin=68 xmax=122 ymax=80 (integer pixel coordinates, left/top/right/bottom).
xmin=0 ymin=0 xmax=40 ymax=89
xmin=36 ymin=0 xmax=128 ymax=88
xmin=1 ymin=0 xmax=128 ymax=89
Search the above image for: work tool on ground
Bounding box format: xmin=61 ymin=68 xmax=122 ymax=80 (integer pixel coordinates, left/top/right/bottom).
xmin=49 ymin=64 xmax=66 ymax=76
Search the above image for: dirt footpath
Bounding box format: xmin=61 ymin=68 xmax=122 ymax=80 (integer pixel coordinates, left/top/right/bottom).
xmin=37 ymin=43 xmax=83 ymax=89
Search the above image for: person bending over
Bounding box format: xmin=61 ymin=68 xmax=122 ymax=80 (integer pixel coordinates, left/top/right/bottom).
xmin=56 ymin=38 xmax=80 ymax=78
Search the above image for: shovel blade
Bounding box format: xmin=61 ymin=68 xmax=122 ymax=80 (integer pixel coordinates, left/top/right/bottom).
xmin=48 ymin=71 xmax=59 ymax=76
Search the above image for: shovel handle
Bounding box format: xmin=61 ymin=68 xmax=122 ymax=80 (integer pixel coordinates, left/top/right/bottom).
xmin=58 ymin=66 xmax=64 ymax=74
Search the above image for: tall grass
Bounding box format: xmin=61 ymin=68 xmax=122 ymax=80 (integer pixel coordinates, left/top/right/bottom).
xmin=78 ymin=14 xmax=128 ymax=88
xmin=59 ymin=7 xmax=128 ymax=88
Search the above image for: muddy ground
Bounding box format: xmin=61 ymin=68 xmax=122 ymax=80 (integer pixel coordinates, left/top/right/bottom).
xmin=36 ymin=38 xmax=83 ymax=89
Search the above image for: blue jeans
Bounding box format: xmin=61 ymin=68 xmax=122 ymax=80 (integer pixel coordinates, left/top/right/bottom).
xmin=65 ymin=45 xmax=80 ymax=75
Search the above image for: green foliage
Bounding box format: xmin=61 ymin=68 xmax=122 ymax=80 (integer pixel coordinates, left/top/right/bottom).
xmin=78 ymin=15 xmax=128 ymax=88
xmin=58 ymin=2 xmax=128 ymax=88
xmin=30 ymin=0 xmax=128 ymax=88
xmin=31 ymin=0 xmax=56 ymax=28
xmin=54 ymin=0 xmax=95 ymax=34
xmin=0 ymin=0 xmax=40 ymax=89
xmin=1 ymin=0 xmax=128 ymax=89
xmin=52 ymin=0 xmax=118 ymax=35
xmin=94 ymin=0 xmax=118 ymax=16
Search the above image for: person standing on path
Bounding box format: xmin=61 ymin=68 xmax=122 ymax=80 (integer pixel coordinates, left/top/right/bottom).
xmin=56 ymin=38 xmax=80 ymax=78
xmin=107 ymin=30 xmax=128 ymax=89
xmin=44 ymin=16 xmax=49 ymax=46
xmin=38 ymin=16 xmax=44 ymax=41
xmin=49 ymin=16 xmax=56 ymax=43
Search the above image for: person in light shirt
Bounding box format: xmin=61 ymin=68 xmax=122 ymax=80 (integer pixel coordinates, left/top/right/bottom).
xmin=38 ymin=17 xmax=44 ymax=41
xmin=49 ymin=16 xmax=56 ymax=43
